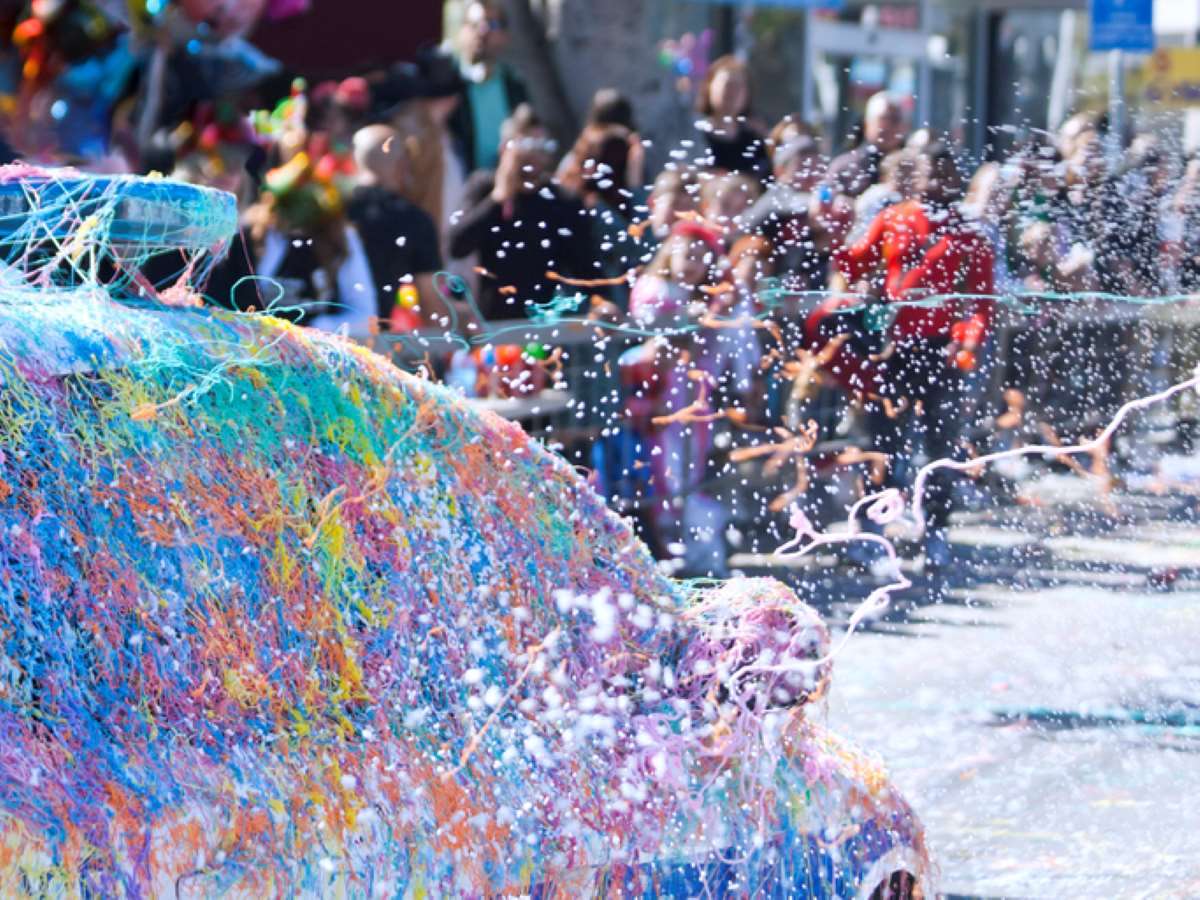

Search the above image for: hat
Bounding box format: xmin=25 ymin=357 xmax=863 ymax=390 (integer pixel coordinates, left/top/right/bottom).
xmin=373 ymin=63 xmax=425 ymax=117
xmin=415 ymin=46 xmax=465 ymax=100
xmin=671 ymin=219 xmax=724 ymax=257
xmin=335 ymin=77 xmax=371 ymax=112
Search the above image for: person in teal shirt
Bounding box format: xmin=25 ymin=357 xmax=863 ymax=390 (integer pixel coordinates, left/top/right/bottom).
xmin=450 ymin=0 xmax=530 ymax=172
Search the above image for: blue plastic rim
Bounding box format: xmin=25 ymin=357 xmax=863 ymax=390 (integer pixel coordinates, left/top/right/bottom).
xmin=0 ymin=172 xmax=238 ymax=253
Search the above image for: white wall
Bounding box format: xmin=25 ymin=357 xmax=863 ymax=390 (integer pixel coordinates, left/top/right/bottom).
xmin=1155 ymin=0 xmax=1200 ymax=39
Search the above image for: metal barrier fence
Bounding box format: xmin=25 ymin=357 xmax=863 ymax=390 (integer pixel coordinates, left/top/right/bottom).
xmin=375 ymin=321 xmax=636 ymax=450
xmin=370 ymin=298 xmax=1200 ymax=563
xmin=375 ymin=299 xmax=1200 ymax=434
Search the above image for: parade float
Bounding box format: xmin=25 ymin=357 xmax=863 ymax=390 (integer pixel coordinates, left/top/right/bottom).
xmin=0 ymin=168 xmax=930 ymax=897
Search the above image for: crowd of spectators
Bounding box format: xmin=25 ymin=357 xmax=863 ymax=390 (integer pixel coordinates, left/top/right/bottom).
xmin=3 ymin=0 xmax=1195 ymax=575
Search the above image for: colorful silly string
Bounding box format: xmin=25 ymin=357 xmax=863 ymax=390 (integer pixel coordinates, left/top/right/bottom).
xmin=0 ymin=166 xmax=932 ymax=895
xmin=0 ymin=163 xmax=236 ymax=297
xmin=397 ymin=269 xmax=1200 ymax=359
xmin=0 ymin=294 xmax=929 ymax=896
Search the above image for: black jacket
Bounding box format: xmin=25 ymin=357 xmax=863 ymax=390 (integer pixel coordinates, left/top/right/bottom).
xmin=448 ymin=65 xmax=529 ymax=171
xmin=448 ymin=170 xmax=590 ymax=321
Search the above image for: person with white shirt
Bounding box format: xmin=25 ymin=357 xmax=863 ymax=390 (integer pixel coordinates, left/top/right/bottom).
xmin=255 ymin=225 xmax=375 ymax=337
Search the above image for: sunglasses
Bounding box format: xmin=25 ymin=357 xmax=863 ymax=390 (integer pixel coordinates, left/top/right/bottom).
xmin=468 ymin=15 xmax=508 ymax=31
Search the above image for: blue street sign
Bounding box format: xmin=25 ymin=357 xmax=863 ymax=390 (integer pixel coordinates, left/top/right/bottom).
xmin=1090 ymin=0 xmax=1154 ymax=53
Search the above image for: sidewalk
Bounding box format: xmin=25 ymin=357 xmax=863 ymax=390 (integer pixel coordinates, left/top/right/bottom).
xmin=739 ymin=473 xmax=1200 ymax=897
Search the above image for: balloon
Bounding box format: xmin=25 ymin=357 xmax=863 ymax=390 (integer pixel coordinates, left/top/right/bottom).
xmin=524 ymin=342 xmax=549 ymax=361
xmin=495 ymin=344 xmax=522 ymax=367
xmin=397 ymin=284 xmax=419 ymax=311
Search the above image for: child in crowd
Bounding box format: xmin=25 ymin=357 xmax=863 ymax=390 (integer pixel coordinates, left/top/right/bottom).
xmin=626 ymin=221 xmax=728 ymax=570
xmin=629 ymin=220 xmax=725 ymax=326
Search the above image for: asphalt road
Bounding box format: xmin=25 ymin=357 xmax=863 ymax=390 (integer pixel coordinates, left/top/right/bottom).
xmin=796 ymin=482 xmax=1200 ymax=898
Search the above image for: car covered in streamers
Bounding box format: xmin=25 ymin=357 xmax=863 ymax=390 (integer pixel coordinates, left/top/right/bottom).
xmin=0 ymin=168 xmax=931 ymax=897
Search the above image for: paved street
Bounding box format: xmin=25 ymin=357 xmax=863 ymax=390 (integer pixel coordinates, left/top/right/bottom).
xmin=740 ymin=476 xmax=1200 ymax=898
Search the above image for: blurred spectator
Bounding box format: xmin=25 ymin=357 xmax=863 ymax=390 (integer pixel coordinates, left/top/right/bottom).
xmin=588 ymin=87 xmax=635 ymax=131
xmin=714 ymin=234 xmax=770 ymax=397
xmin=383 ymin=48 xmax=471 ymax=292
xmin=851 ymin=148 xmax=919 ymax=242
xmin=766 ymin=113 xmax=821 ymax=151
xmin=308 ymin=77 xmax=372 ymax=155
xmin=1122 ymin=140 xmax=1173 ymax=296
xmin=698 ymin=171 xmax=761 ymax=247
xmin=557 ymin=87 xmax=645 ymax=190
xmin=1169 ymin=154 xmax=1200 ymax=292
xmin=825 ymin=91 xmax=907 ymax=199
xmin=727 ymin=234 xmax=774 ymax=314
xmin=346 ymin=124 xmax=443 ymax=330
xmin=626 ymin=220 xmax=727 ymax=571
xmin=1017 ymin=221 xmax=1076 ymax=293
xmin=836 ymin=151 xmax=932 ymax=302
xmin=743 ymin=131 xmax=828 ymax=290
xmin=451 ymin=0 xmax=529 ymax=172
xmin=246 ymin=152 xmax=375 ymax=336
xmin=385 ymin=50 xmax=466 ymax=237
xmin=448 ymin=104 xmax=589 ymax=321
xmin=1057 ymin=112 xmax=1098 ymax=168
xmin=894 ymin=144 xmax=994 ymax=342
xmin=645 ymin=167 xmax=700 ymax=249
xmin=694 ymin=55 xmax=768 ymax=177
xmin=559 ymin=123 xmax=637 ymax=216
xmin=1005 ymin=140 xmax=1065 ymax=228
xmin=905 ymin=127 xmax=935 ymax=154
xmin=559 ymin=122 xmax=641 ymax=310
xmin=1060 ymin=118 xmax=1129 ymax=294
xmin=962 ymin=161 xmax=1018 ymax=295
xmin=876 ymin=143 xmax=996 ymax=568
xmin=630 ymin=220 xmax=724 ymax=326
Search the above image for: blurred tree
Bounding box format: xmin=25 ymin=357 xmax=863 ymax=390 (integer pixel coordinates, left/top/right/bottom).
xmin=500 ymin=0 xmax=577 ymax=147
xmin=493 ymin=0 xmax=709 ymax=173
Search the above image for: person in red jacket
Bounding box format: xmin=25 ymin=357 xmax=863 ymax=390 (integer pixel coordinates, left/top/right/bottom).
xmin=872 ymin=143 xmax=995 ymax=571
xmin=819 ymin=143 xmax=993 ymax=572
xmin=804 ymin=150 xmax=930 ymax=400
xmin=836 ymin=180 xmax=931 ymax=301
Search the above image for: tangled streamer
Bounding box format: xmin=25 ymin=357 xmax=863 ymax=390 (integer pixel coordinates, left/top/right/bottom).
xmin=0 ymin=166 xmax=930 ymax=896
xmin=775 ymin=369 xmax=1200 ymax=664
xmin=405 ymin=267 xmax=1200 ymax=359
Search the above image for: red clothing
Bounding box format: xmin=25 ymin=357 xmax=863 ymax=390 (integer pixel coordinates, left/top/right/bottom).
xmin=803 ymin=297 xmax=885 ymax=396
xmin=895 ymin=224 xmax=995 ymax=342
xmin=811 ymin=207 xmax=996 ymax=393
xmin=835 ymin=200 xmax=931 ymax=301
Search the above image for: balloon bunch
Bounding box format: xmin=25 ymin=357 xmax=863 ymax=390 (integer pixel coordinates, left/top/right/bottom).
xmin=251 ymin=77 xmax=365 ymax=182
xmin=261 ymin=148 xmax=345 ymax=232
xmin=250 ymin=76 xmax=308 ymax=143
xmin=657 ymin=29 xmax=714 ymax=96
